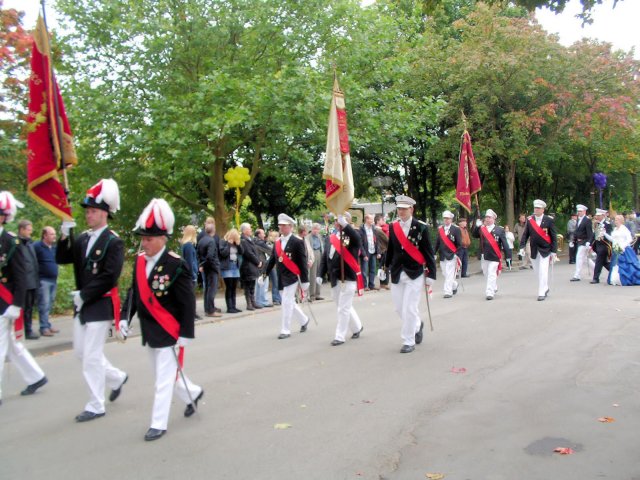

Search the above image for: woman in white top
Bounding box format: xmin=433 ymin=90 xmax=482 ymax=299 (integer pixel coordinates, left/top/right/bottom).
xmin=605 ymin=215 xmax=640 ymax=286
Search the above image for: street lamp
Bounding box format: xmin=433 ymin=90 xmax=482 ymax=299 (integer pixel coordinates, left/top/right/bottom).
xmin=371 ymin=176 xmax=393 ymax=217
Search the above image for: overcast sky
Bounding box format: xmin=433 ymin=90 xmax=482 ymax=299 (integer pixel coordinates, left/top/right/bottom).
xmin=8 ymin=0 xmax=638 ymax=59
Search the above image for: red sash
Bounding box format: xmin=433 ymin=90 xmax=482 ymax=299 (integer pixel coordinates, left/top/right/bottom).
xmin=438 ymin=226 xmax=458 ymax=254
xmin=275 ymin=239 xmax=301 ymax=276
xmin=527 ymin=216 xmax=551 ymax=244
xmin=0 ymin=283 xmax=23 ymax=339
xmin=480 ymin=226 xmax=503 ymax=275
xmin=392 ymin=221 xmax=426 ymax=266
xmin=136 ymin=254 xmax=180 ymax=340
xmin=330 ymin=234 xmax=364 ymax=296
xmin=103 ymin=287 xmax=121 ymax=330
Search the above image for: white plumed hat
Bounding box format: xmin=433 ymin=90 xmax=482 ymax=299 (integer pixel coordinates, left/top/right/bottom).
xmin=134 ymin=198 xmax=175 ymax=236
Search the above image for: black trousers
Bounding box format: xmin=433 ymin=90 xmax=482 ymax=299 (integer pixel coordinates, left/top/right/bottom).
xmin=593 ymin=246 xmax=611 ymax=281
xmin=224 ymin=277 xmax=238 ymax=310
xmin=23 ymin=289 xmax=37 ymax=335
xmin=204 ymin=270 xmax=219 ymax=314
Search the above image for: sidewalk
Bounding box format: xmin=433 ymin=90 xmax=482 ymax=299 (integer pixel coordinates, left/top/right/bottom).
xmin=24 ymin=253 xmax=510 ymax=357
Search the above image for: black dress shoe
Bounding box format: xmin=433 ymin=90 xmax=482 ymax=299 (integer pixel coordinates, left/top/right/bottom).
xmin=315 ymin=296 xmax=324 ymax=301
xmin=144 ymin=428 xmax=166 ymax=441
xmin=461 ymin=274 xmax=470 ymax=278
xmin=486 ymin=295 xmax=494 ymax=300
xmin=109 ymin=375 xmax=128 ymax=402
xmin=443 ymin=294 xmax=452 ymax=298
xmin=570 ymin=277 xmax=581 ymax=282
xmin=214 ymin=307 xmax=222 ymax=313
xmin=184 ymin=390 xmax=204 ymax=417
xmin=590 ymin=279 xmax=599 ymax=284
xmin=400 ymin=345 xmax=415 ymax=354
xmin=415 ymin=322 xmax=425 ymax=345
xmin=330 ymin=340 xmax=344 ymax=346
xmin=254 ymin=304 xmax=263 ymax=309
xmin=300 ymin=320 xmax=309 ymax=333
xmin=545 ymin=289 xmax=549 ymax=297
xmin=452 ymin=287 xmax=458 ymax=295
xmin=277 ymin=333 xmax=290 ymax=339
xmin=21 ymin=376 xmax=48 ymax=396
xmin=537 ymin=296 xmax=545 ymax=301
xmin=25 ymin=332 xmax=40 ymax=340
xmin=351 ymin=326 xmax=363 ymax=339
xmin=75 ymin=411 xmax=105 ymax=422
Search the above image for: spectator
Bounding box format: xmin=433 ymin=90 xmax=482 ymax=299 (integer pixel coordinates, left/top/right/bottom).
xmin=267 ymin=230 xmax=282 ymax=305
xmin=514 ymin=213 xmax=531 ymax=269
xmin=18 ymin=220 xmax=39 ymax=340
xmin=180 ymin=226 xmax=199 ymax=286
xmin=34 ymin=226 xmax=59 ymax=336
xmin=254 ymin=229 xmax=273 ymax=308
xmin=197 ymin=221 xmax=221 ymax=318
xmin=359 ymin=214 xmax=380 ymax=290
xmin=239 ymin=223 xmax=262 ymax=311
xmin=306 ymin=223 xmax=324 ymax=301
xmin=457 ymin=217 xmax=471 ymax=278
xmin=374 ymin=214 xmax=389 ymax=289
xmin=504 ymin=225 xmax=515 ymax=270
xmin=219 ymin=228 xmax=243 ymax=313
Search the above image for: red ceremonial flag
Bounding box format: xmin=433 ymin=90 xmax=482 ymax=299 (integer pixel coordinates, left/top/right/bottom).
xmin=455 ymin=130 xmax=481 ymax=213
xmin=323 ymin=76 xmax=354 ymax=215
xmin=26 ymin=16 xmax=76 ymax=221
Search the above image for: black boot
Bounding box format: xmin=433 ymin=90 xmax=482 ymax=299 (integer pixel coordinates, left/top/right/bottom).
xmin=245 ymin=291 xmax=255 ymax=311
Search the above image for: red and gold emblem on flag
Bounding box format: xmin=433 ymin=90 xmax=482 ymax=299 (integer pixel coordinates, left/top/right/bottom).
xmin=323 ymin=76 xmax=354 ymax=215
xmin=455 ymin=130 xmax=481 ymax=213
xmin=26 ymin=16 xmax=77 ymax=221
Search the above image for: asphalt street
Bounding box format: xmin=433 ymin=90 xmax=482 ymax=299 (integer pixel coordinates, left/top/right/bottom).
xmin=1 ymin=260 xmax=639 ymax=480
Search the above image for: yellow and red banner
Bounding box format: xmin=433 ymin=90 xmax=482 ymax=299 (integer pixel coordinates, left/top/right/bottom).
xmin=455 ymin=130 xmax=481 ymax=213
xmin=26 ymin=16 xmax=76 ymax=221
xmin=323 ymin=76 xmax=354 ymax=215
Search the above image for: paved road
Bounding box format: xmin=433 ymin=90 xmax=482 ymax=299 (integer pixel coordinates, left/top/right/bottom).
xmin=1 ymin=261 xmax=639 ymax=480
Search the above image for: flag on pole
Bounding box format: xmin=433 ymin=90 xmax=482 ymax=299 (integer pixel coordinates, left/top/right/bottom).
xmin=26 ymin=16 xmax=77 ymax=221
xmin=323 ymin=76 xmax=354 ymax=215
xmin=455 ymin=130 xmax=481 ymax=213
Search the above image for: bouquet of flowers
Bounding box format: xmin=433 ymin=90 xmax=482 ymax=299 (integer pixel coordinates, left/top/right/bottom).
xmin=612 ymin=242 xmax=624 ymax=254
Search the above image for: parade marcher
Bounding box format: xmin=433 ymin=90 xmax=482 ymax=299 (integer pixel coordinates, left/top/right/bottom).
xmin=264 ymin=214 xmax=310 ymax=339
xmin=518 ymin=200 xmax=558 ymax=301
xmin=374 ymin=214 xmax=390 ymax=289
xmin=56 ymin=179 xmax=128 ymax=422
xmin=434 ymin=210 xmax=461 ymax=298
xmin=0 ymin=192 xmax=48 ymax=404
xmin=383 ymin=195 xmax=436 ymax=354
xmin=457 ymin=218 xmax=471 ymax=278
xmin=359 ymin=214 xmax=381 ymax=290
xmin=317 ymin=212 xmax=364 ymax=346
xmin=566 ymin=213 xmax=577 ymax=264
xmin=589 ymin=208 xmax=612 ymax=284
xmin=472 ymin=209 xmax=512 ymax=300
xmin=121 ymin=199 xmax=204 ymax=441
xmin=570 ymin=204 xmax=594 ymax=281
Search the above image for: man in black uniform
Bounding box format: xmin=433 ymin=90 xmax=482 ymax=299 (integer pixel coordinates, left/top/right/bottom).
xmin=571 ymin=204 xmax=594 ymax=281
xmin=434 ymin=210 xmax=462 ymax=298
xmin=384 ymin=195 xmax=436 ymax=353
xmin=264 ymin=214 xmax=309 ymax=339
xmin=519 ymin=199 xmax=557 ymax=300
xmin=472 ymin=209 xmax=512 ymax=300
xmin=122 ymin=198 xmax=203 ymax=441
xmin=56 ymin=179 xmax=128 ymax=422
xmin=317 ymin=212 xmax=364 ymax=346
xmin=0 ymin=192 xmax=47 ymax=404
xmin=590 ymin=208 xmax=612 ymax=284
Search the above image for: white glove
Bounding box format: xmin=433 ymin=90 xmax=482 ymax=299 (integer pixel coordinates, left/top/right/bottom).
xmin=551 ymin=252 xmax=559 ymax=262
xmin=301 ymin=282 xmax=310 ymax=292
xmin=519 ymin=249 xmax=525 ymax=258
xmin=585 ymin=242 xmax=590 ymax=248
xmin=378 ymin=269 xmax=387 ymax=281
xmin=2 ymin=305 xmax=21 ymax=321
xmin=337 ymin=215 xmax=348 ymax=228
xmin=257 ymin=276 xmax=265 ymax=286
xmin=569 ymin=241 xmax=574 ymax=248
xmin=61 ymin=220 xmax=77 ymax=236
xmin=115 ymin=320 xmax=129 ymax=341
xmin=475 ymin=219 xmax=483 ymax=227
xmin=424 ymin=277 xmax=435 ymax=287
xmin=177 ymin=336 xmax=191 ymax=347
xmin=316 ymin=277 xmax=323 ymax=286
xmin=72 ymin=290 xmax=84 ymax=311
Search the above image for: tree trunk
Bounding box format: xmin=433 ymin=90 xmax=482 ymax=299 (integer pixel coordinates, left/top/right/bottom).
xmin=504 ymin=159 xmax=516 ymax=229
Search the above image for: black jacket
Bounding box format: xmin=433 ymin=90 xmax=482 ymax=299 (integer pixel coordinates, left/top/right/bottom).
xmin=265 ymin=235 xmax=309 ymax=289
xmin=19 ymin=237 xmax=39 ymax=290
xmin=574 ymin=215 xmax=593 ymax=246
xmin=318 ymin=224 xmax=362 ymax=287
xmin=239 ymin=235 xmax=261 ymax=281
xmin=434 ymin=224 xmax=462 ymax=261
xmin=384 ymin=218 xmax=436 ymax=284
xmin=472 ymin=224 xmax=512 ymax=262
xmin=591 ymin=220 xmax=613 ymax=253
xmin=359 ymin=224 xmax=380 ymax=258
xmin=197 ymin=234 xmax=220 ymax=274
xmin=124 ymin=250 xmax=195 ymax=348
xmin=520 ymin=215 xmax=557 ymax=259
xmin=0 ymin=229 xmax=28 ymax=310
xmin=218 ymin=239 xmax=243 ymax=272
xmin=56 ymin=228 xmax=124 ymax=323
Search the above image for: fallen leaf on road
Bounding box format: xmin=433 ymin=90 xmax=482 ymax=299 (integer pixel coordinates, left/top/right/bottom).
xmin=274 ymin=423 xmax=292 ymax=429
xmin=451 ymin=367 xmax=467 ymax=374
xmin=554 ymin=447 xmax=574 ymax=455
xmin=426 ymin=474 xmax=445 ymax=479
xmin=597 ymin=417 xmax=615 ymax=423
xmin=362 ymin=399 xmax=374 ymax=404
